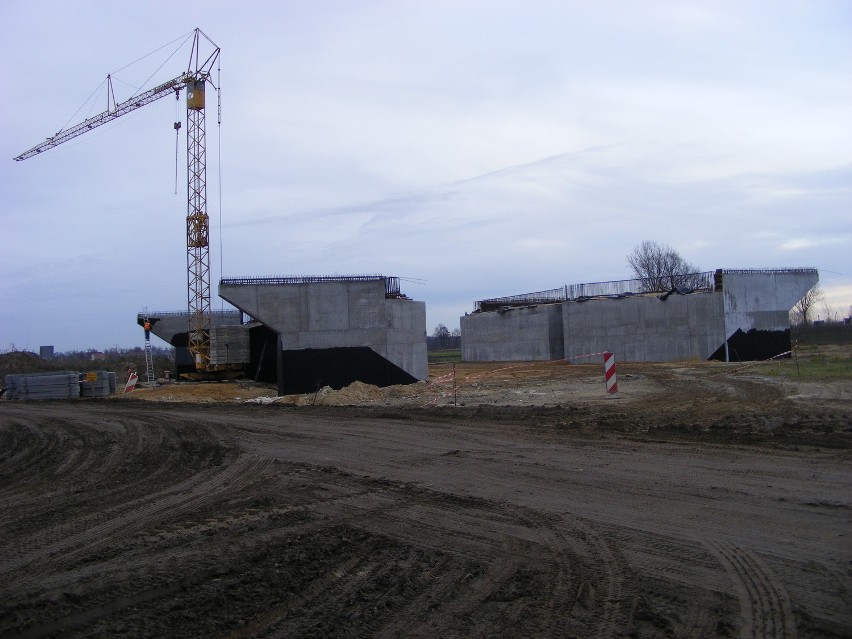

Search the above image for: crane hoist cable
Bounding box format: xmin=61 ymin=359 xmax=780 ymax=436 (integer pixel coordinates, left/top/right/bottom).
xmin=174 ymin=90 xmax=182 ymax=194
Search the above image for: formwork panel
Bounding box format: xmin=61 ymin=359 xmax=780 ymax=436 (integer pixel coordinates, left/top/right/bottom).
xmin=209 ymin=325 xmax=250 ymax=366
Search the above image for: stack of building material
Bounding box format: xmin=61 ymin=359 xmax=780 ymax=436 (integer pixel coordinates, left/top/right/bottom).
xmin=209 ymin=325 xmax=251 ymax=367
xmin=4 ymin=372 xmax=80 ymax=400
xmin=79 ymin=371 xmax=114 ymax=397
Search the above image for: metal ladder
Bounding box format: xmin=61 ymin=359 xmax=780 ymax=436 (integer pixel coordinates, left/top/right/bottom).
xmin=142 ymin=312 xmax=154 ymax=386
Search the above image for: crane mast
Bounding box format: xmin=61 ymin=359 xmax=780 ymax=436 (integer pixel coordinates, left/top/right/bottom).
xmin=14 ymin=29 xmax=220 ymax=372
xmin=185 ymin=75 xmax=212 ymax=371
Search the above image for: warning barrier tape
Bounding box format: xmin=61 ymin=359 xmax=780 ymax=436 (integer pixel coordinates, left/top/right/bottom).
xmin=710 ymin=350 xmax=793 ymax=376
xmin=425 ymin=350 xmax=619 ymax=406
xmin=428 ymin=345 xmax=796 ymax=404
xmin=430 ymin=350 xmax=609 ymax=389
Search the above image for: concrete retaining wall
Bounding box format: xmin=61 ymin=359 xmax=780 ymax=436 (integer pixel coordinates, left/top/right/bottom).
xmin=461 ymin=304 xmax=564 ymax=361
xmin=563 ymin=292 xmax=724 ymax=361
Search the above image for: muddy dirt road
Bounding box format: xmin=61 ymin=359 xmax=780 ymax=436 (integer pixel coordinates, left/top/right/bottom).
xmin=1 ymin=363 xmax=850 ymax=638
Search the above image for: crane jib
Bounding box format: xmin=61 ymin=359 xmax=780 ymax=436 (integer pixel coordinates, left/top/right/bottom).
xmin=13 ymin=75 xmax=193 ymax=161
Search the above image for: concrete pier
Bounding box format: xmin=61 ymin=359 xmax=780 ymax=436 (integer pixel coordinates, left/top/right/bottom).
xmin=462 ymin=268 xmax=818 ymax=362
xmin=219 ymin=276 xmax=427 ymax=392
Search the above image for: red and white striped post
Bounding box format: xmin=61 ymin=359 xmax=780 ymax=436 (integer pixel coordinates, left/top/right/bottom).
xmin=602 ymin=351 xmax=618 ymax=394
xmin=123 ymin=371 xmax=138 ymax=395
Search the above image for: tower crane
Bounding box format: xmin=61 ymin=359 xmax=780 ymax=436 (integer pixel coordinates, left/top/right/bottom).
xmin=14 ymin=28 xmax=221 ymax=372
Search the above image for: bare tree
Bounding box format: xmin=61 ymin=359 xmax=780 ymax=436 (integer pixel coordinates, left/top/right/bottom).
xmin=820 ymin=298 xmax=835 ymax=323
xmin=627 ymin=241 xmax=701 ymax=292
xmin=433 ymin=324 xmax=451 ymax=349
xmin=791 ymin=284 xmax=824 ymax=326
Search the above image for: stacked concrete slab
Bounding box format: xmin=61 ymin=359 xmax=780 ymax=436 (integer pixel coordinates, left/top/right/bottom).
xmin=219 ymin=276 xmax=428 ymax=391
xmin=79 ymin=371 xmax=116 ymax=397
xmin=5 ymin=372 xmax=80 ymax=399
xmin=209 ymin=325 xmax=251 ymax=368
xmin=462 ymin=268 xmax=818 ymax=363
xmin=5 ymin=371 xmax=118 ymax=400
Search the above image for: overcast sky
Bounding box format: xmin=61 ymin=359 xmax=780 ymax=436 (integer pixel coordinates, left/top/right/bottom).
xmin=1 ymin=0 xmax=850 ymax=352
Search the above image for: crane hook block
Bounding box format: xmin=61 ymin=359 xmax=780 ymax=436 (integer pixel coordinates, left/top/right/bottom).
xmin=174 ymin=121 xmax=182 ymax=131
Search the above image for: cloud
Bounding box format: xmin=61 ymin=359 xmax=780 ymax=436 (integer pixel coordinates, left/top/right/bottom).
xmin=1 ymin=1 xmax=850 ymax=347
xmin=779 ymin=237 xmax=849 ymax=251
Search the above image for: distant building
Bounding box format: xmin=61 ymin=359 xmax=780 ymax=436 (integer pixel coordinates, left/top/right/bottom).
xmin=39 ymin=345 xmax=54 ymax=360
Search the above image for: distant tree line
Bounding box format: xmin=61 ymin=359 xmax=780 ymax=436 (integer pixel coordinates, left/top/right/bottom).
xmin=792 ymin=321 xmax=852 ymax=345
xmin=52 ymin=346 xmax=174 ymax=360
xmin=0 ymin=346 xmax=174 ymax=382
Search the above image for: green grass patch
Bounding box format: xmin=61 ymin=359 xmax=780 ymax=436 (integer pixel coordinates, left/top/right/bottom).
xmin=428 ymin=349 xmax=462 ymax=363
xmin=761 ymin=354 xmax=852 ymax=380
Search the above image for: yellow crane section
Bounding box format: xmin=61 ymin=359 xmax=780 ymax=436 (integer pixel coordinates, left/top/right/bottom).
xmin=14 ymin=28 xmax=220 ymax=372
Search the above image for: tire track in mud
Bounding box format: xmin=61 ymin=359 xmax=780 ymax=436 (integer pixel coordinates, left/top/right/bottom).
xmin=0 ymin=453 xmax=284 ymax=638
xmin=330 ymin=506 xmax=517 ymax=637
xmin=291 ymin=482 xmax=510 ymax=636
xmin=305 ymin=475 xmax=632 ymax=638
xmin=43 ymin=469 xmax=440 ymax=636
xmin=522 ymin=520 xmax=575 ymax=639
xmin=230 ymin=551 xmax=375 ymax=639
xmin=1 ymin=415 xmax=155 ymax=507
xmin=0 ymin=420 xmax=102 ymax=559
xmin=601 ymin=524 xmax=732 ymax=636
xmin=0 ymin=420 xmax=61 ymax=488
xmin=52 ymin=438 xmax=94 ymax=477
xmin=562 ymin=514 xmax=630 ymax=638
xmin=1 ymin=452 xmax=271 ymax=593
xmin=1 ymin=401 xmax=846 ymax=638
xmin=6 ymin=504 xmax=328 ymax=638
xmin=705 ymin=539 xmax=797 ymax=639
xmin=0 ymin=410 xmax=235 ymax=567
xmin=280 ymin=480 xmax=540 ymax=635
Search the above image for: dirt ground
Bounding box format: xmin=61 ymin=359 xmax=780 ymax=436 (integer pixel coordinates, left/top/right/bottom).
xmin=0 ymin=358 xmax=850 ymax=638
